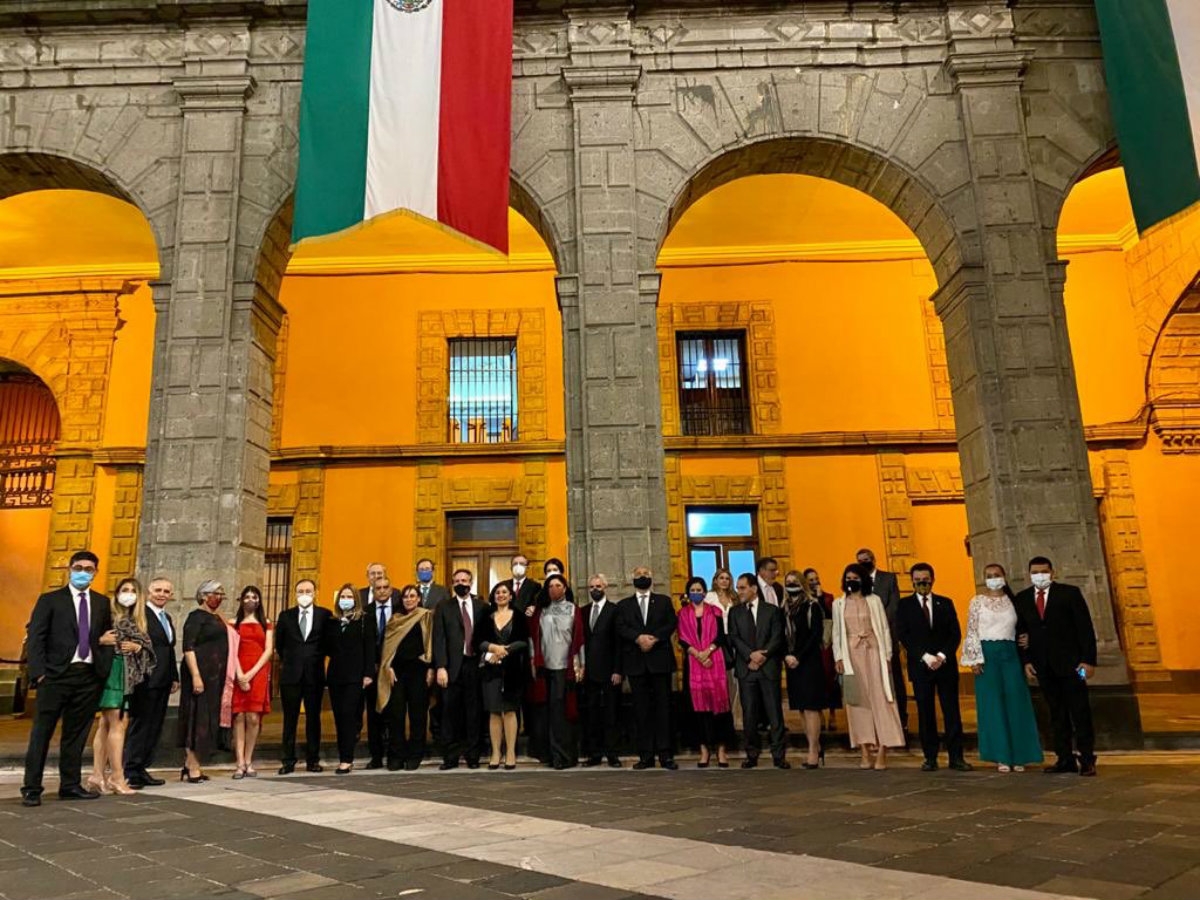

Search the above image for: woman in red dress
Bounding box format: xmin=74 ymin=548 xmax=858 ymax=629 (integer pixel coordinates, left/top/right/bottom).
xmin=231 ymin=585 xmax=273 ymax=778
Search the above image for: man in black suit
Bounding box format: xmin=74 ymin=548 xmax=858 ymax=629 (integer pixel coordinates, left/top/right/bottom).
xmin=615 ymin=565 xmax=677 ymax=770
xmin=363 ymin=577 xmax=397 ymax=768
xmin=857 ymin=547 xmax=908 ymax=738
xmin=497 ymin=553 xmax=541 ymax=616
xmin=895 ymin=563 xmax=971 ymax=772
xmin=275 ymin=579 xmax=332 ymax=774
xmin=728 ymin=574 xmax=790 ymax=769
xmin=417 ymin=557 xmax=451 ymax=610
xmin=21 ymin=550 xmax=116 ymax=806
xmin=1014 ymin=556 xmax=1098 ymax=776
xmin=358 ymin=561 xmax=387 ymax=606
xmin=580 ymin=573 xmax=623 ymax=768
xmin=124 ymin=576 xmax=180 ymax=788
xmin=432 ymin=568 xmax=487 ymax=769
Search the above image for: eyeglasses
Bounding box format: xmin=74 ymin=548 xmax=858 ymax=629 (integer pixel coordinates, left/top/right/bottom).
xmin=69 ymin=564 xmax=96 ymax=573
xmin=913 ymin=580 xmax=932 ymax=587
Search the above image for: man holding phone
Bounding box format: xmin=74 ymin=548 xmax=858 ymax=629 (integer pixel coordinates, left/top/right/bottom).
xmin=1013 ymin=557 xmax=1098 ymax=777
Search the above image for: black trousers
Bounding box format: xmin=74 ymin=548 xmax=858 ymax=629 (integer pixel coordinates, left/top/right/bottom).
xmin=364 ymin=680 xmax=388 ymax=764
xmin=441 ymin=661 xmax=482 ymax=764
xmin=385 ymin=664 xmax=429 ymax=765
xmin=542 ymin=669 xmax=577 ymax=767
xmin=23 ymin=664 xmax=102 ymax=797
xmin=912 ymin=668 xmax=964 ymax=763
xmin=328 ymin=682 xmax=364 ymax=765
xmin=740 ymin=674 xmax=787 ymax=761
xmin=890 ymin=643 xmax=909 ymax=732
xmin=124 ymin=684 xmax=171 ymax=777
xmin=628 ymin=672 xmax=672 ymax=763
xmin=1040 ymin=672 xmax=1095 ymax=764
xmin=281 ymin=681 xmax=324 ymax=766
xmin=580 ymin=678 xmax=621 ymax=763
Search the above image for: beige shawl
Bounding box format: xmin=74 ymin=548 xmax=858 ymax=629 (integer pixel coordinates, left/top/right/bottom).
xmin=375 ymin=606 xmax=432 ymax=712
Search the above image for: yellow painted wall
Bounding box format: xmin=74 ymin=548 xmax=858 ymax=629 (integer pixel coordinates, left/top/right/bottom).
xmin=0 ymin=507 xmax=51 ymax=659
xmin=783 ymin=454 xmax=888 ymax=579
xmin=102 ymin=284 xmax=156 ymax=448
xmin=318 ymin=465 xmax=419 ymax=592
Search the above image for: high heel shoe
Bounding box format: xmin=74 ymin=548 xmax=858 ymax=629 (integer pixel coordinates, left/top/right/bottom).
xmin=108 ymin=779 xmax=138 ymax=796
xmin=179 ymin=767 xmax=206 ymax=784
xmin=85 ymin=776 xmax=108 ymax=794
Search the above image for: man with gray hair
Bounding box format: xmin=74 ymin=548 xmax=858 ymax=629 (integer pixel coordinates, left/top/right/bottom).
xmin=579 ymin=573 xmax=623 ymax=768
xmin=124 ymin=577 xmax=179 ymax=787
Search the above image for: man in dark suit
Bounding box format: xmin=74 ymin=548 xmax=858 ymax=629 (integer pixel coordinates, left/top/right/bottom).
xmin=615 ymin=565 xmax=677 ymax=770
xmin=22 ymin=549 xmax=116 ymax=806
xmin=895 ymin=563 xmax=971 ymax=772
xmin=417 ymin=557 xmax=451 ymax=610
xmin=756 ymin=556 xmax=782 ymax=606
xmin=358 ymin=561 xmax=387 ymax=606
xmin=858 ymin=547 xmax=908 ymax=738
xmin=275 ymin=579 xmax=332 ymax=774
xmin=728 ymin=574 xmax=790 ymax=769
xmin=1014 ymin=556 xmax=1098 ymax=776
xmin=432 ymin=568 xmax=488 ymax=769
xmin=580 ymin=573 xmax=623 ymax=768
xmin=124 ymin=576 xmax=180 ymax=788
xmin=497 ymin=553 xmax=541 ymax=615
xmin=363 ymin=577 xmax=397 ymax=768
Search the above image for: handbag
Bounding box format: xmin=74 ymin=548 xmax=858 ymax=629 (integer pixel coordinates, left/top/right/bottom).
xmin=840 ymin=671 xmax=862 ymax=707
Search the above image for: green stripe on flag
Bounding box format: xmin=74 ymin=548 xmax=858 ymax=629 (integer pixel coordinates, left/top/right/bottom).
xmin=293 ymin=0 xmax=374 ymax=244
xmin=1096 ymin=0 xmax=1200 ymax=233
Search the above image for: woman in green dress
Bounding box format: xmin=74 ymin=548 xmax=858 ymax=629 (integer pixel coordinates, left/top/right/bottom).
xmin=87 ymin=578 xmax=155 ymax=795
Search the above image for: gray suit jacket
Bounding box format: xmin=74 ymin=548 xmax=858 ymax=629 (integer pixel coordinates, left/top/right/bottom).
xmin=420 ymin=583 xmax=450 ymax=610
xmin=872 ymin=569 xmax=902 ymax=634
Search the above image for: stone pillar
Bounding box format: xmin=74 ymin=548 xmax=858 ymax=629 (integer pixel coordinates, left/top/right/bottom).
xmin=138 ymin=37 xmax=274 ymax=610
xmin=941 ymin=39 xmax=1139 ymax=744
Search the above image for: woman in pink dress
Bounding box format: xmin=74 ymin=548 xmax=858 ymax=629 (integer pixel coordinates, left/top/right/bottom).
xmin=680 ymin=577 xmax=732 ymax=768
xmin=231 ymin=585 xmax=273 ymax=779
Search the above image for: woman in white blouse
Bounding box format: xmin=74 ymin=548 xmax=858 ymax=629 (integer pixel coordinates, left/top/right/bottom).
xmin=961 ymin=563 xmax=1044 ymax=772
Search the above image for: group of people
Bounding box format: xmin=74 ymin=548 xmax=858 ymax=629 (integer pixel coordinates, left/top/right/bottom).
xmin=19 ymin=544 xmax=1100 ymax=806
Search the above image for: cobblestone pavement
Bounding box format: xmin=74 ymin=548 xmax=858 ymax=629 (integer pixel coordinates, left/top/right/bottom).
xmin=1 ymin=755 xmax=1199 ymax=900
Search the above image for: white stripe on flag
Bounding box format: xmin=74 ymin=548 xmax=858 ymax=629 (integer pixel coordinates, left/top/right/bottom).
xmin=365 ymin=0 xmax=443 ymax=222
xmin=1165 ymin=0 xmax=1200 ymax=175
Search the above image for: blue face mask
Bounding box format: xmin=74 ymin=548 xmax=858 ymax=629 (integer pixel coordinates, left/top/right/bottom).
xmin=417 ymin=569 xmax=433 ymax=584
xmin=338 ymin=597 xmax=355 ymax=612
xmin=70 ymin=570 xmax=95 ymax=590
xmin=688 ymin=591 xmax=705 ymax=604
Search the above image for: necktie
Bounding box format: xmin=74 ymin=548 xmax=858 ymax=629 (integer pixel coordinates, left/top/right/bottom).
xmin=1036 ymin=589 xmax=1046 ymax=620
xmin=300 ymin=608 xmax=309 ymax=640
xmin=77 ymin=590 xmax=90 ymax=659
xmin=639 ymin=595 xmax=648 ymax=624
xmin=461 ymin=600 xmax=474 ymax=655
xmin=751 ymin=600 xmax=758 ymax=625
xmin=923 ymin=596 xmax=932 ymax=628
xmin=378 ymin=604 xmax=387 ymax=646
xmin=420 ymin=584 xmax=429 ymax=602
xmin=590 ymin=602 xmax=600 ymax=630
xmin=158 ymin=608 xmax=173 ymax=643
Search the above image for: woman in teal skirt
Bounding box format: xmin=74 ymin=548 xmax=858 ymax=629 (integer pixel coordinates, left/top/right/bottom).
xmin=961 ymin=564 xmax=1044 ymax=772
xmin=87 ymin=578 xmax=155 ymax=795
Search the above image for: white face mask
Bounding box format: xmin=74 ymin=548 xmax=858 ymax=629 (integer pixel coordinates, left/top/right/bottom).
xmin=511 ymin=564 xmax=526 ymax=578
xmin=338 ymin=597 xmax=355 ymax=611
xmin=545 ymin=569 xmax=561 ymax=577
xmin=296 ymin=593 xmax=314 ymax=608
xmin=1030 ymin=573 xmax=1052 ymax=590
xmin=117 ymin=591 xmax=137 ymax=608
xmin=985 ymin=577 xmax=1006 ymax=592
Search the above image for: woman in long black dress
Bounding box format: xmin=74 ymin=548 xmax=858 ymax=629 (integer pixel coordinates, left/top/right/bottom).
xmin=479 ymin=582 xmax=529 ymax=770
xmin=783 ymin=569 xmax=827 ymax=769
xmin=179 ymin=580 xmax=230 ymax=782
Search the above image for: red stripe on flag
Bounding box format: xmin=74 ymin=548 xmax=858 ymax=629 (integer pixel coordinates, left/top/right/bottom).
xmin=438 ymin=0 xmax=513 ymax=254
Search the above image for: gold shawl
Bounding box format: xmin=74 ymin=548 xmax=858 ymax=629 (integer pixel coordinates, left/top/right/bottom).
xmin=376 ymin=606 xmax=432 ymax=712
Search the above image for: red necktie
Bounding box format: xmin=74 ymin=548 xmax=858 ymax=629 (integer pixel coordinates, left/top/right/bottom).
xmin=1036 ymin=590 xmax=1046 ymax=620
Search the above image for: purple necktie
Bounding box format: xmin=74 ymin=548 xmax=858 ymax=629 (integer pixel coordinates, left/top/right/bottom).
xmin=77 ymin=591 xmax=90 ymax=659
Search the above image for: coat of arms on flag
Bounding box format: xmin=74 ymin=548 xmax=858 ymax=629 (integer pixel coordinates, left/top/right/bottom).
xmin=387 ymin=0 xmax=434 ymax=12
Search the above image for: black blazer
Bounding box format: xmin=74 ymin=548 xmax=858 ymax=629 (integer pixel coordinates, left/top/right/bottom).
xmin=497 ymin=577 xmax=542 ymax=614
xmin=432 ymin=594 xmax=488 ymax=681
xmin=727 ymin=600 xmax=784 ymax=682
xmin=325 ymin=615 xmax=376 ymax=685
xmin=872 ymin=569 xmax=902 ymax=630
xmin=580 ymin=599 xmax=622 ymax=682
xmin=420 ymin=583 xmax=451 ymax=610
xmin=615 ymin=593 xmax=677 ymax=677
xmin=476 ymin=609 xmax=530 ymax=698
xmin=1013 ymin=582 xmax=1098 ymax=677
xmin=140 ymin=605 xmax=179 ymax=690
xmin=895 ymin=593 xmax=962 ymax=681
xmin=25 ymin=586 xmax=114 ymax=682
xmin=275 ymin=605 xmax=332 ymax=687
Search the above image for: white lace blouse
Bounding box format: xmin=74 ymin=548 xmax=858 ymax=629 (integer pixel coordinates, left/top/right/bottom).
xmin=960 ymin=594 xmax=1019 ymax=667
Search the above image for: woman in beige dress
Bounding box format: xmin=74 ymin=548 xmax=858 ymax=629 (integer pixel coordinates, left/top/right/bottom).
xmin=704 ymin=567 xmax=743 ymax=731
xmin=832 ymin=563 xmax=904 ymax=770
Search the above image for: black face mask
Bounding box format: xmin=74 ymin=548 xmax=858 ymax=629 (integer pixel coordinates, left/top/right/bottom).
xmin=589 ymin=588 xmax=605 ymax=602
xmin=632 ymin=576 xmax=652 ymax=591
xmin=453 ymin=583 xmax=471 ymax=598
xmin=844 ymin=579 xmax=862 ymax=594
xmin=785 ymin=585 xmax=803 ymax=596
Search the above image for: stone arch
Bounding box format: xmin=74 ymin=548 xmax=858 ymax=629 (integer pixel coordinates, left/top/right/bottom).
xmin=510 ymin=174 xmax=567 ymax=274
xmin=652 ymin=135 xmax=969 ymax=285
xmin=1147 ymin=274 xmax=1200 ymax=453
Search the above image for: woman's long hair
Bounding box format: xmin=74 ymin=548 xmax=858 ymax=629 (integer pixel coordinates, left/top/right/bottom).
xmin=711 ymin=567 xmax=737 ymax=605
xmin=334 ymin=582 xmax=362 ymax=620
xmin=234 ymin=585 xmax=269 ymax=628
xmin=112 ymin=577 xmax=148 ymax=634
xmin=985 ymin=563 xmax=1016 ymax=601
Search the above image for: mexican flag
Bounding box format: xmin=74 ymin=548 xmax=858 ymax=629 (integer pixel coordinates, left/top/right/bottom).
xmin=1096 ymin=0 xmax=1200 ymax=234
xmin=292 ymin=0 xmax=514 ymax=253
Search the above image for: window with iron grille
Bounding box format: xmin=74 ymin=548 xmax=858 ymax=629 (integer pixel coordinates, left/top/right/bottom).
xmin=0 ymin=372 xmax=60 ymax=509
xmin=448 ymin=338 xmax=518 ymax=443
xmin=677 ymin=331 xmax=752 ymax=436
xmin=262 ymin=517 xmax=293 ymax=624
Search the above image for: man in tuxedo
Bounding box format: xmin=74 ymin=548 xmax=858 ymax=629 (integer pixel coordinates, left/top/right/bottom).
xmin=432 ymin=568 xmax=487 ymax=769
xmin=895 ymin=563 xmax=971 ymax=772
xmin=497 ymin=554 xmax=541 ymax=615
xmin=22 ymin=550 xmax=116 ymax=806
xmin=275 ymin=579 xmax=332 ymax=774
xmin=728 ymin=574 xmax=790 ymax=769
xmin=363 ymin=577 xmax=397 ymax=768
xmin=124 ymin=577 xmax=180 ymax=788
xmin=579 ymin=573 xmax=623 ymax=768
xmin=1014 ymin=556 xmax=1098 ymax=776
xmin=756 ymin=557 xmax=782 ymax=606
xmin=417 ymin=558 xmax=451 ymax=610
xmin=358 ymin=561 xmax=387 ymax=606
xmin=615 ymin=565 xmax=677 ymax=770
xmin=857 ymin=547 xmax=908 ymax=738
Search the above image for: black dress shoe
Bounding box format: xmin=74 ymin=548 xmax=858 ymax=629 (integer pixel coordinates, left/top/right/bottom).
xmin=335 ymin=766 xmax=353 ymax=775
xmin=582 ymin=758 xmax=602 ymax=768
xmin=1079 ymin=761 xmax=1097 ymax=777
xmin=21 ymin=794 xmax=41 ymax=807
xmin=921 ymin=760 xmax=939 ymax=772
xmin=466 ymin=760 xmax=480 ymax=770
xmin=660 ymin=759 xmax=678 ymax=771
xmin=57 ymin=786 xmax=100 ymax=800
xmin=387 ymin=761 xmax=404 ymax=771
xmin=364 ymin=759 xmax=384 ymax=770
xmin=1044 ymin=760 xmax=1078 ymax=774
xmin=277 ymin=764 xmax=295 ymax=775
xmin=632 ymin=759 xmax=653 ymax=770
xmin=740 ymin=758 xmax=758 ymax=769
xmin=949 ymin=759 xmax=974 ymax=772
xmin=404 ymin=759 xmax=421 ymax=771
xmin=139 ymin=773 xmax=166 ymax=787
xmin=773 ymin=759 xmax=791 ymax=770
xmin=306 ymin=763 xmax=324 ymax=773
xmin=439 ymin=760 xmax=460 ymax=771
xmin=607 ymin=758 xmax=622 ymax=768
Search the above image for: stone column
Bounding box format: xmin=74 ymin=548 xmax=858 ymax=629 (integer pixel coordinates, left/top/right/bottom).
xmin=941 ymin=38 xmax=1139 ymax=744
xmin=558 ymin=7 xmax=671 ymax=590
xmin=138 ymin=35 xmax=274 ymax=608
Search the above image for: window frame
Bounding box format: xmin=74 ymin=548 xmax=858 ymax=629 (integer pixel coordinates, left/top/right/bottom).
xmin=675 ymin=329 xmax=753 ymax=437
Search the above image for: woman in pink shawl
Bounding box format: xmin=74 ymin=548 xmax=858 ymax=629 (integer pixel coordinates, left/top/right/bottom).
xmin=678 ymin=576 xmax=732 ymax=768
